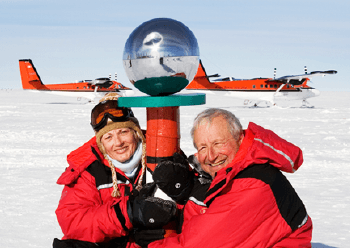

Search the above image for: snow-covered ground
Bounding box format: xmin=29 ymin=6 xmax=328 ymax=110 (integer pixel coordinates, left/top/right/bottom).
xmin=0 ymin=89 xmax=349 ymax=248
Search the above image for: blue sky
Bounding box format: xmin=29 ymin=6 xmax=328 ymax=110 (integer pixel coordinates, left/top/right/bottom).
xmin=1 ymin=0 xmax=349 ymax=91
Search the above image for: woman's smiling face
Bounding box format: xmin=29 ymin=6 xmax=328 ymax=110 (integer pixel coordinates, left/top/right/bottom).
xmin=101 ymin=128 xmax=138 ymax=162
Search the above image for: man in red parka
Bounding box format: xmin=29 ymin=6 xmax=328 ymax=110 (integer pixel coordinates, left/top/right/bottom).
xmin=143 ymin=108 xmax=313 ymax=248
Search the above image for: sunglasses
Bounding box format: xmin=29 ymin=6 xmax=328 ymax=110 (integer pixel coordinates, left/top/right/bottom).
xmin=91 ymin=100 xmax=134 ymax=132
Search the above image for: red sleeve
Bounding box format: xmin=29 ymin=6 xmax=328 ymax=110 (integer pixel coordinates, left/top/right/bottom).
xmin=55 ymin=171 xmax=132 ymax=243
xmin=180 ymin=199 xmax=205 ymax=231
xmin=149 ymin=179 xmax=293 ymax=248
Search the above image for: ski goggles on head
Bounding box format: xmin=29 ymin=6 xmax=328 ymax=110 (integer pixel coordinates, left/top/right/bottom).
xmin=91 ymin=100 xmax=134 ymax=132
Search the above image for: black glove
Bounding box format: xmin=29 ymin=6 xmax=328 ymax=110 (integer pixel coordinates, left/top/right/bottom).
xmin=128 ymin=182 xmax=177 ymax=229
xmin=152 ymin=152 xmax=194 ymax=204
xmin=133 ymin=228 xmax=165 ymax=248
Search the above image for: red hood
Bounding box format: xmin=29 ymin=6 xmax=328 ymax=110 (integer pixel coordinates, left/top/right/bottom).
xmin=211 ymin=122 xmax=303 ymax=187
xmin=57 ymin=137 xmax=106 ymax=185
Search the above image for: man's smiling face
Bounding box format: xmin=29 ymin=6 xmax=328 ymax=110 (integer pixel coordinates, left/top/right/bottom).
xmin=194 ymin=115 xmax=243 ymax=178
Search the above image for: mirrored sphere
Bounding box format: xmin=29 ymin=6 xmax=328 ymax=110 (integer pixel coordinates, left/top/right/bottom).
xmin=123 ymin=18 xmax=199 ymax=96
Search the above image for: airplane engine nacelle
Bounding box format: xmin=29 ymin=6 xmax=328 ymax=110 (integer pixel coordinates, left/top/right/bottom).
xmin=92 ymin=78 xmax=113 ymax=88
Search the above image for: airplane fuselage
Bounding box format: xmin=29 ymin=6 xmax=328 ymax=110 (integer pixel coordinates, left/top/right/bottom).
xmin=23 ymin=81 xmax=126 ymax=92
xmin=185 ymin=61 xmax=325 ymax=106
xmin=19 ymin=59 xmax=133 ymax=101
xmin=186 ymin=76 xmax=306 ymax=92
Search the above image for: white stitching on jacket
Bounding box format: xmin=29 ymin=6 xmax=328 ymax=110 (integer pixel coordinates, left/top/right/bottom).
xmin=254 ymin=138 xmax=295 ymax=172
xmin=97 ymin=180 xmax=130 ymax=190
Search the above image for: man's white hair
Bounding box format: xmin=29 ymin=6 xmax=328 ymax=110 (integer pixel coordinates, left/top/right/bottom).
xmin=190 ymin=108 xmax=243 ymax=149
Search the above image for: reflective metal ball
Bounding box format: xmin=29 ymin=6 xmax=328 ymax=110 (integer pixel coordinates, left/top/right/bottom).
xmin=123 ymin=18 xmax=199 ymax=96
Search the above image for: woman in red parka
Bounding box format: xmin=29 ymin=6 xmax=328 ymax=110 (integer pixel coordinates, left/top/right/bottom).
xmin=53 ymin=93 xmax=177 ymax=248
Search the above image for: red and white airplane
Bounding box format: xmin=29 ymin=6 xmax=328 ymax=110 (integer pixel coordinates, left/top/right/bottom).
xmin=19 ymin=59 xmax=133 ymax=102
xmin=186 ymin=60 xmax=337 ymax=107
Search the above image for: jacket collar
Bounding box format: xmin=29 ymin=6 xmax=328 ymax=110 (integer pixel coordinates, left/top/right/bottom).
xmin=204 ymin=122 xmax=303 ymax=205
xmin=57 ymin=137 xmax=144 ymax=186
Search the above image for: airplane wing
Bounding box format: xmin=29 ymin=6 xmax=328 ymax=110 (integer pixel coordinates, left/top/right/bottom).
xmin=272 ymin=70 xmax=337 ymax=84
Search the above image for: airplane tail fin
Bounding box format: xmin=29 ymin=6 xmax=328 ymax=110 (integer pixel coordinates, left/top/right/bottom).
xmin=195 ymin=60 xmax=209 ymax=79
xmin=186 ymin=60 xmax=212 ymax=90
xmin=19 ymin=59 xmax=45 ymax=90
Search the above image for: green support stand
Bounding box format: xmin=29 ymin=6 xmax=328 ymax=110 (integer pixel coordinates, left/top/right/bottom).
xmin=118 ymin=93 xmax=205 ymax=108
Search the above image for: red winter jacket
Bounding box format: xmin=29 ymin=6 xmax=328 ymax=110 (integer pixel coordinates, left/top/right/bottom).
xmin=149 ymin=122 xmax=313 ymax=248
xmin=55 ymin=137 xmax=140 ymax=247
